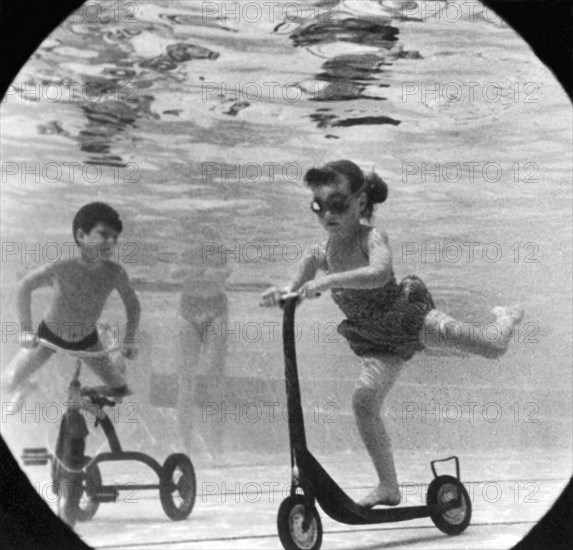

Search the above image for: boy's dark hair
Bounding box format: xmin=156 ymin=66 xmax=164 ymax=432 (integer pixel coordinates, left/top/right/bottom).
xmin=72 ymin=202 xmax=123 ymax=244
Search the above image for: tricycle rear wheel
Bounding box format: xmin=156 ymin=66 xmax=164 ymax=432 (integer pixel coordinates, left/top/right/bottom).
xmin=159 ymin=453 xmax=196 ymax=520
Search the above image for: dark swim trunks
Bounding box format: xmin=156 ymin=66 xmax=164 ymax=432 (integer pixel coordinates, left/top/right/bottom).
xmin=38 ymin=321 xmax=99 ymax=351
xmin=331 ymin=275 xmax=435 ymax=361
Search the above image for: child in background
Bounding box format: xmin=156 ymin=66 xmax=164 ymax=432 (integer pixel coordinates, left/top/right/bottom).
xmin=260 ymin=160 xmax=524 ymax=508
xmin=2 ymin=202 xmax=140 ymax=401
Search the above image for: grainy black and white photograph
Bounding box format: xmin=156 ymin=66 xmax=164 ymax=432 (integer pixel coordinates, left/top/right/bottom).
xmin=1 ymin=1 xmax=571 ymax=549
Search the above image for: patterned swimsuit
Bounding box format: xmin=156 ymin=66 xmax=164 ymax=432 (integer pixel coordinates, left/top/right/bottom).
xmin=331 ymin=274 xmax=435 ymax=361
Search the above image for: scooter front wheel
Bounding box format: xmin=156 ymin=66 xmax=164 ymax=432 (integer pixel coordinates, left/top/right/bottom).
xmin=427 ymin=475 xmax=472 ymax=535
xmin=277 ymin=495 xmax=323 ymax=550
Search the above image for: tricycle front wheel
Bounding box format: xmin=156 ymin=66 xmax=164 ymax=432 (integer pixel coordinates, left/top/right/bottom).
xmin=57 ymin=477 xmax=83 ymax=527
xmin=76 ymin=462 xmax=102 ymax=522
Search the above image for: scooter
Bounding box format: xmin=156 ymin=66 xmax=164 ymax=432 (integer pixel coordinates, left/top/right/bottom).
xmin=276 ymin=294 xmax=472 ymax=550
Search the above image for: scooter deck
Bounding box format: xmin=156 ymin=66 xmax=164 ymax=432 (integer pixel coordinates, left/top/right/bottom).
xmin=296 ymin=448 xmax=432 ymax=525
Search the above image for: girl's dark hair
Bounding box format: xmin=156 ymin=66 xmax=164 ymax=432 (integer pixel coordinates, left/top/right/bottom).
xmin=304 ymin=159 xmax=388 ymax=219
xmin=72 ymin=202 xmax=123 ymax=244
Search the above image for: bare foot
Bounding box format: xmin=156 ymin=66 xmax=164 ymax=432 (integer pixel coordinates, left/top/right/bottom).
xmin=357 ymin=485 xmax=401 ymax=508
xmin=490 ymin=305 xmax=525 ymax=355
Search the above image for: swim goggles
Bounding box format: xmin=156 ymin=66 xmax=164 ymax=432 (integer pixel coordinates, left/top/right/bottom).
xmin=310 ymin=187 xmax=364 ymax=216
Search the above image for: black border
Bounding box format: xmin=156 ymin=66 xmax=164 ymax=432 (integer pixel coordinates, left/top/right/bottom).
xmin=1 ymin=1 xmax=571 ymax=549
xmin=0 ymin=435 xmax=92 ymax=549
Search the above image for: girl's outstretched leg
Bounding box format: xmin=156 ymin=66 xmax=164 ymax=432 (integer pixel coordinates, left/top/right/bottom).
xmin=422 ymin=305 xmax=524 ymax=358
xmin=353 ymin=354 xmax=404 ymax=508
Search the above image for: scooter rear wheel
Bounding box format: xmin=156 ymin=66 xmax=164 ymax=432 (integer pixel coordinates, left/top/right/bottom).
xmin=277 ymin=495 xmax=323 ymax=550
xmin=427 ymin=475 xmax=472 ymax=535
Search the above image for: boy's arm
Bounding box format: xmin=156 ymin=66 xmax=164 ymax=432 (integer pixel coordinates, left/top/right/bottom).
xmin=16 ymin=265 xmax=55 ymax=332
xmin=114 ymin=267 xmax=141 ymax=345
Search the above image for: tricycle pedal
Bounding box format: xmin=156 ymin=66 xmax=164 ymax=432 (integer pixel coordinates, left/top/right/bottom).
xmin=91 ymin=485 xmax=119 ymax=503
xmin=22 ymin=447 xmax=52 ymax=466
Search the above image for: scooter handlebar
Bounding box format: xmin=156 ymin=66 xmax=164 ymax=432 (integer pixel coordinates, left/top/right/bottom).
xmin=280 ymin=291 xmax=301 ymax=301
xmin=278 ymin=291 xmax=322 ymax=308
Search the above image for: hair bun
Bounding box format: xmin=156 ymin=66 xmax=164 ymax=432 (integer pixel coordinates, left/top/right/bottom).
xmin=366 ymin=172 xmax=388 ymax=204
